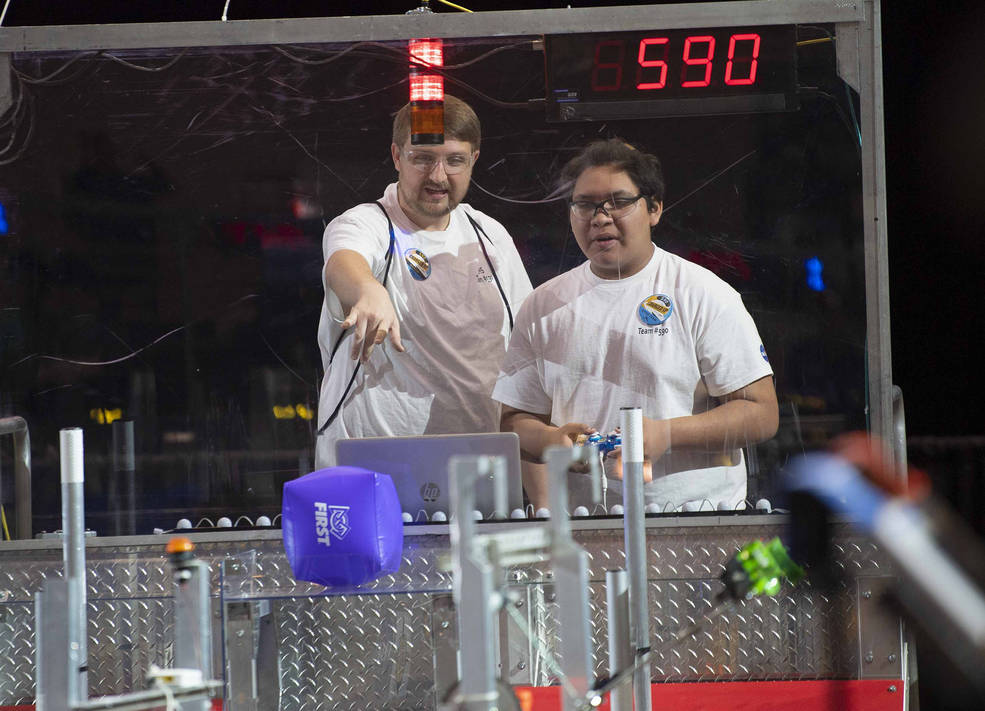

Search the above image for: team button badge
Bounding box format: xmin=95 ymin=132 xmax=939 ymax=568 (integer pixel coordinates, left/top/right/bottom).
xmin=638 ymin=294 xmax=674 ymax=326
xmin=404 ymin=248 xmax=431 ymax=280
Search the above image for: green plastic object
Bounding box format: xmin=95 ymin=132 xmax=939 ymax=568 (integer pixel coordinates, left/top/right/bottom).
xmin=723 ymin=537 xmax=805 ymax=599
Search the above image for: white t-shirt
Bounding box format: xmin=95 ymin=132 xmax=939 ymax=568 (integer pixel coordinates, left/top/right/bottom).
xmin=492 ymin=245 xmax=773 ymax=510
xmin=315 ymin=183 xmax=533 ymax=468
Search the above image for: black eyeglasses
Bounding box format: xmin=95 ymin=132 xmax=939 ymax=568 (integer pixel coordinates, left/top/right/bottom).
xmin=569 ymin=194 xmax=645 ymax=220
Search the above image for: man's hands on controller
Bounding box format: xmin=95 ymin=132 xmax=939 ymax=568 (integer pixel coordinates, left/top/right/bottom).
xmin=544 ymin=422 xmax=596 ymax=453
xmin=575 ymin=420 xmax=671 ymax=483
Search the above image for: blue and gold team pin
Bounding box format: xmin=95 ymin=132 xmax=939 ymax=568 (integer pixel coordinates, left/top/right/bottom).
xmin=638 ymin=294 xmax=673 ymax=326
xmin=404 ymin=248 xmax=431 ymax=281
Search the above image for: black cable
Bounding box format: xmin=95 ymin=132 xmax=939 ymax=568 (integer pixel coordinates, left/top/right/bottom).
xmin=465 ymin=212 xmax=515 ymax=331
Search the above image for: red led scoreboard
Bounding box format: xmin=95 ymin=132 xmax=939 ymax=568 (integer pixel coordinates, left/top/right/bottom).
xmin=545 ymin=26 xmax=798 ymax=120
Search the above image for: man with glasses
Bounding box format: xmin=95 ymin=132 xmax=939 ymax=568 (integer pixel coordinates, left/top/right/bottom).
xmin=493 ymin=139 xmax=777 ymax=511
xmin=315 ymin=95 xmax=532 ymax=468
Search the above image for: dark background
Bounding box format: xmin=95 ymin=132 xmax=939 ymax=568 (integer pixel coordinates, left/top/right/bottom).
xmin=3 ymin=2 xmax=984 ymax=708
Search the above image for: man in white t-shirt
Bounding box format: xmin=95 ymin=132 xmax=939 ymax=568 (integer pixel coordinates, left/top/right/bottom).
xmin=492 ymin=139 xmax=777 ymax=511
xmin=315 ymin=96 xmax=533 ymax=469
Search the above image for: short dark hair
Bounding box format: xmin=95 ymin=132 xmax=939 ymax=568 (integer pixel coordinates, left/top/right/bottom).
xmin=560 ymin=139 xmax=665 ymax=207
xmin=391 ymin=95 xmax=481 ymax=150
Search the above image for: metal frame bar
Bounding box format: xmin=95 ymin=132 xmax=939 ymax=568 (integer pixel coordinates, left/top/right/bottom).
xmin=619 ymin=408 xmax=651 ymax=711
xmin=173 ymin=559 xmax=214 ymax=680
xmin=59 ymin=428 xmax=88 ymax=707
xmin=448 ymin=456 xmax=501 ymax=710
xmin=605 ymin=569 xmax=632 ymax=711
xmin=856 ymin=0 xmax=895 ymax=460
xmin=544 ymin=446 xmax=596 ymax=710
xmin=1 ymin=2 xmax=863 ymax=52
xmin=36 ymin=579 xmax=71 ymax=711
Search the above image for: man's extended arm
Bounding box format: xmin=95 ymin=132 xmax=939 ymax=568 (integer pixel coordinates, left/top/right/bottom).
xmin=325 ymin=250 xmax=405 ymax=363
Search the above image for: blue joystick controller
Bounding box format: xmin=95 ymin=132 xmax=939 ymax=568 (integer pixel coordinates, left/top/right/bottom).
xmin=587 ymin=432 xmax=621 ymax=455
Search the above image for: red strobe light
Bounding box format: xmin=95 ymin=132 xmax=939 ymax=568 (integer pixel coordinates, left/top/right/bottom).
xmin=409 ymin=38 xmax=444 ymax=145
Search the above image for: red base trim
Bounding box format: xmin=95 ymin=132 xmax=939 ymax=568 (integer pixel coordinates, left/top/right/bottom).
xmin=514 ymin=679 xmax=904 ymax=711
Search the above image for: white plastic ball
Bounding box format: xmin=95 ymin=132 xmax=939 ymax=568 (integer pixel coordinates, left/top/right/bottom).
xmin=755 ymin=498 xmax=772 ymax=513
xmin=401 ymin=512 xmax=413 ymax=523
xmin=510 ymin=508 xmax=526 ymax=519
xmin=216 ymin=517 xmax=233 ymax=528
xmin=572 ymin=506 xmax=590 ymax=517
xmin=176 ymin=518 xmax=192 ymax=529
xmin=609 ymin=504 xmax=624 ymax=516
xmin=430 ymin=510 xmax=448 ymax=522
xmin=535 ymin=507 xmax=551 ymax=519
xmin=256 ymin=516 xmax=272 ymax=527
xmin=472 ymin=510 xmax=484 ymax=521
xmin=644 ymin=503 xmax=661 ymax=515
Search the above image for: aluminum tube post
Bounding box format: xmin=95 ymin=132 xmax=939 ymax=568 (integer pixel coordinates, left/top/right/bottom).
xmin=448 ymin=456 xmax=498 ymax=711
xmin=619 ymin=407 xmax=651 ymax=711
xmin=111 ymin=420 xmax=136 ymax=535
xmin=60 ymin=427 xmax=87 ymax=705
xmin=174 ymin=559 xmax=213 ymax=675
xmin=35 ymin=580 xmax=71 ymax=711
xmin=491 ymin=455 xmax=508 ymax=520
xmin=606 ymin=569 xmax=632 ymax=711
xmin=174 ymin=558 xmax=214 ymax=711
xmin=545 ymin=446 xmax=595 ymax=710
xmin=0 ymin=416 xmax=32 ymax=539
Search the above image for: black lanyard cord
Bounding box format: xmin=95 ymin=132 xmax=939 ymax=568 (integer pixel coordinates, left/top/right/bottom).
xmin=465 ymin=211 xmax=515 ymax=331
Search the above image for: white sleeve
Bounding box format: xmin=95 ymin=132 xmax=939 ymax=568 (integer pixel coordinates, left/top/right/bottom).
xmin=322 ymin=208 xmax=391 ymax=279
xmin=694 ymin=283 xmax=774 ymax=397
xmin=321 ymin=207 xmax=392 ymax=320
xmin=491 ymin=299 xmax=552 ymax=415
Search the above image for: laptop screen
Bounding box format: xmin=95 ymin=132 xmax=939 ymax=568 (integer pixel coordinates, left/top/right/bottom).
xmin=335 ymin=432 xmax=523 ymax=520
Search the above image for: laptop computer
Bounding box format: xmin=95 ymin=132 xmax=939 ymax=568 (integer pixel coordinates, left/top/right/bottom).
xmin=335 ymin=432 xmax=523 ymax=519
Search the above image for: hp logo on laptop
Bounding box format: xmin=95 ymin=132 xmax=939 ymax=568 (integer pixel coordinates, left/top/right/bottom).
xmin=420 ymin=482 xmax=441 ymax=502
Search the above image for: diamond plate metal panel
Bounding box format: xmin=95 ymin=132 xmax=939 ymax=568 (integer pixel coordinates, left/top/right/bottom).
xmin=221 ymin=535 xmax=452 ymax=600
xmin=86 ymin=598 xmax=174 ymax=697
xmin=0 ymin=549 xmax=63 ymax=602
xmin=0 ymin=602 xmax=35 ymax=705
xmin=272 ymin=594 xmax=436 ymax=711
xmin=0 ymin=518 xmax=902 ymax=708
xmin=564 ymin=521 xmax=891 ymax=584
xmin=520 ymin=574 xmax=861 ymax=689
xmin=528 ymin=582 xmax=563 ymax=687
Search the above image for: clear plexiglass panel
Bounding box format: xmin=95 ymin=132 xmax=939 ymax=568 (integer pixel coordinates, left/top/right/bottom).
xmin=0 ymin=26 xmax=866 ymax=533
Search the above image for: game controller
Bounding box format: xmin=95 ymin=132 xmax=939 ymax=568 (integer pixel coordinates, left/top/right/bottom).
xmin=586 ymin=431 xmax=621 ymax=455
